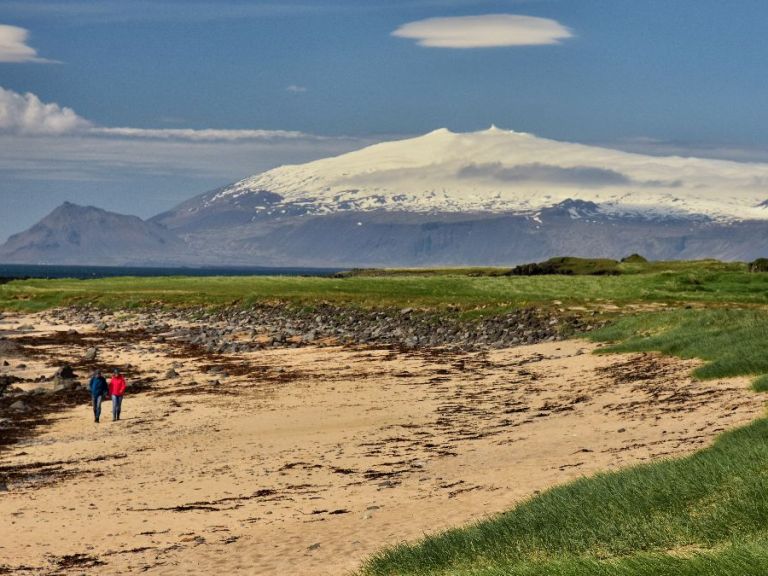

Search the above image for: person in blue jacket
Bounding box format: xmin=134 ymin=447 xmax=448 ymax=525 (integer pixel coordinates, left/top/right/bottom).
xmin=89 ymin=370 xmax=109 ymax=423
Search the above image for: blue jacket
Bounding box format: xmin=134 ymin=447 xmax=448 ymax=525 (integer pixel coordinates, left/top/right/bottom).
xmin=89 ymin=375 xmax=108 ymax=398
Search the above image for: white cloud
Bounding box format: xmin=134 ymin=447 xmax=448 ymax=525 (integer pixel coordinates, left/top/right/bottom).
xmin=0 ymin=86 xmax=323 ymax=141
xmin=286 ymin=85 xmax=307 ymax=93
xmin=392 ymin=14 xmax=573 ymax=48
xmin=93 ymin=127 xmax=318 ymax=141
xmin=0 ymin=24 xmax=55 ymax=63
xmin=0 ymin=87 xmax=90 ymax=134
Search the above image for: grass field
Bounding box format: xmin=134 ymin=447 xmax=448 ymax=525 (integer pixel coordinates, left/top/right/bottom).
xmin=2 ymin=260 xmax=768 ymax=313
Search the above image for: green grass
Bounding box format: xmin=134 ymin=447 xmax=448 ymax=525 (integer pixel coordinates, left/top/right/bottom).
xmin=3 ymin=262 xmax=768 ymax=312
xmin=588 ymin=308 xmax=768 ymax=381
xmin=361 ymin=420 xmax=768 ymax=576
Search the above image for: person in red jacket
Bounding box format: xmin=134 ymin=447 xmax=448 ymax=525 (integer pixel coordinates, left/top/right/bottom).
xmin=109 ymin=369 xmax=127 ymax=421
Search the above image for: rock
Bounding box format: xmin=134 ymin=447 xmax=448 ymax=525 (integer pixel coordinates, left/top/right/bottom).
xmin=9 ymin=400 xmax=28 ymax=411
xmin=83 ymin=347 xmax=98 ymax=361
xmin=54 ymin=380 xmax=78 ymax=392
xmin=307 ymin=543 xmax=321 ymax=551
xmin=164 ymin=368 xmax=179 ymax=379
xmin=0 ymin=481 xmax=7 ymax=492
xmin=0 ymin=418 xmax=11 ymax=428
xmin=15 ymin=364 xmax=26 ymax=370
xmin=96 ymin=322 xmax=108 ymax=330
xmin=55 ymin=365 xmax=76 ymax=380
xmin=67 ymin=328 xmax=78 ymax=335
xmin=2 ymin=360 xmax=8 ymax=366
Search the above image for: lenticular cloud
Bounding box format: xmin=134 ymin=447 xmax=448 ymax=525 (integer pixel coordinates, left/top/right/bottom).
xmin=0 ymin=24 xmax=54 ymax=63
xmin=392 ymin=14 xmax=574 ymax=48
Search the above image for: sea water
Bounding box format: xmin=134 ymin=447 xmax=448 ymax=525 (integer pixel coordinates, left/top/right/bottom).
xmin=0 ymin=263 xmax=344 ymax=280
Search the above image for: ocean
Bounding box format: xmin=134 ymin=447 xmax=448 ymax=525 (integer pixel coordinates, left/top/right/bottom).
xmin=0 ymin=263 xmax=345 ymax=280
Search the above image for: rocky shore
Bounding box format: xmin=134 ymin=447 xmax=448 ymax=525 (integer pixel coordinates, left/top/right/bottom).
xmin=45 ymin=303 xmax=603 ymax=353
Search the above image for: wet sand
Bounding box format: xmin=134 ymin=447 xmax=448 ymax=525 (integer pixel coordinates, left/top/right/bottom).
xmin=0 ymin=312 xmax=764 ymax=575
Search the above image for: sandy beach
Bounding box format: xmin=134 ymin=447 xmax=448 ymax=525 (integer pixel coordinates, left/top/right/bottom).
xmin=0 ymin=310 xmax=763 ymax=575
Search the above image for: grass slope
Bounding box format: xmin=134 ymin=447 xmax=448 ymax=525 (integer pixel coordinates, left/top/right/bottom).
xmin=590 ymin=309 xmax=768 ymax=387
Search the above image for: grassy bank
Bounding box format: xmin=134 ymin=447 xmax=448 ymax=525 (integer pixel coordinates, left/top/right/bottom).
xmin=3 ymin=261 xmax=768 ymax=312
xmin=590 ymin=308 xmax=768 ymax=386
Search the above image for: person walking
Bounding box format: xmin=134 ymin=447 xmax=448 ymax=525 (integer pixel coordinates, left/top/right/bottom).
xmin=109 ymin=369 xmax=127 ymax=421
xmin=88 ymin=370 xmax=108 ymax=423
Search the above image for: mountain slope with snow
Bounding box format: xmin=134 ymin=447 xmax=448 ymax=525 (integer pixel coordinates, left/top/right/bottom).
xmin=205 ymin=127 xmax=768 ymax=222
xmin=8 ymin=128 xmax=768 ymax=267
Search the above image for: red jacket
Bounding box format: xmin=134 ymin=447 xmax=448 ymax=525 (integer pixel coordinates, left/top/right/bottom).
xmin=109 ymin=375 xmax=126 ymax=396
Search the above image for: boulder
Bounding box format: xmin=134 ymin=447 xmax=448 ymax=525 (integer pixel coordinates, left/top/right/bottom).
xmin=55 ymin=365 xmax=76 ymax=380
xmin=54 ymin=380 xmax=79 ymax=392
xmin=9 ymin=400 xmax=29 ymax=412
xmin=83 ymin=347 xmax=98 ymax=361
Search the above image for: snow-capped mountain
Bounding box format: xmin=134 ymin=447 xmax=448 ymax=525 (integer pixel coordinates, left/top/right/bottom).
xmin=7 ymin=128 xmax=768 ymax=267
xmin=204 ymin=126 xmax=768 ymax=222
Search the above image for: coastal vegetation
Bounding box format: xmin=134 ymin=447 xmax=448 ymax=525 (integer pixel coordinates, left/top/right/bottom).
xmin=1 ymin=258 xmax=768 ymax=313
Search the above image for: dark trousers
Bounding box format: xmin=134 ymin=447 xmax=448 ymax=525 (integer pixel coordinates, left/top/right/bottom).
xmin=112 ymin=395 xmax=123 ymax=420
xmin=92 ymin=396 xmax=103 ymax=421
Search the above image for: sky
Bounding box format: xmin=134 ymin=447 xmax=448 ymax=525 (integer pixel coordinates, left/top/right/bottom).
xmin=2 ymin=0 xmax=768 ymax=240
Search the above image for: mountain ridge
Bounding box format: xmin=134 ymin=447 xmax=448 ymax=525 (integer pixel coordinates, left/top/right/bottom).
xmin=4 ymin=128 xmax=768 ymax=266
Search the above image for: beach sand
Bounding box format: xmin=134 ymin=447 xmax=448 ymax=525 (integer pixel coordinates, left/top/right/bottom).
xmin=0 ymin=311 xmax=763 ymax=575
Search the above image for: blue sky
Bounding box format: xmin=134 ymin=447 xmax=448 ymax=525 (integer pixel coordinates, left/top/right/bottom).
xmin=2 ymin=0 xmax=768 ymax=239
